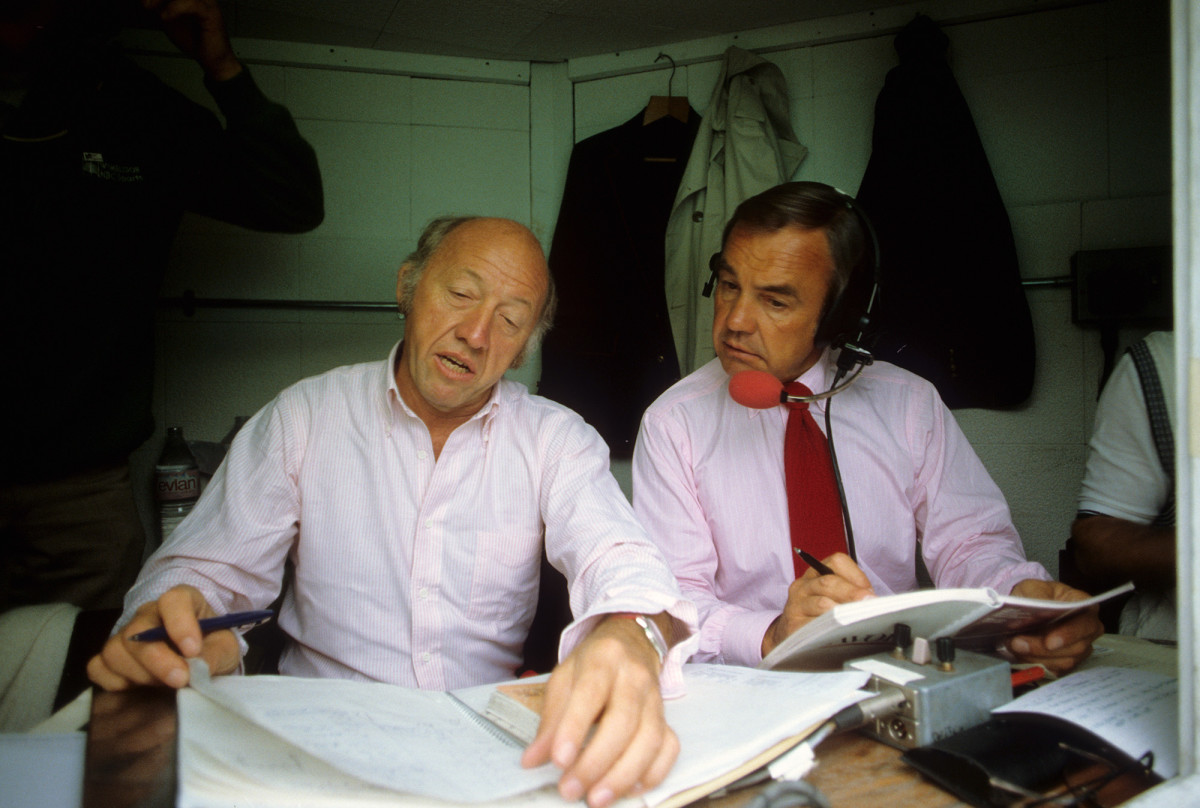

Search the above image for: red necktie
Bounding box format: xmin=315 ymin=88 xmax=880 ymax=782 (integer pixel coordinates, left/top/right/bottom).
xmin=784 ymin=381 xmax=847 ymax=577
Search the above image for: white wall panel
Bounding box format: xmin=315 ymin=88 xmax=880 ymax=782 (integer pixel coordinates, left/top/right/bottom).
xmin=297 ymin=321 xmax=407 ymax=379
xmin=410 ymin=126 xmax=530 ymax=223
xmin=156 ymin=321 xmax=305 ymax=441
xmin=299 ymin=119 xmax=413 ymax=238
xmin=965 ymin=63 xmax=1109 ymax=207
xmin=297 ymin=236 xmax=407 ymax=302
xmin=1110 ymin=52 xmax=1173 ymax=199
xmin=411 ymin=79 xmax=529 ymax=130
xmin=285 ymin=69 xmax=412 ymax=123
xmin=950 ymin=5 xmax=1105 ymax=79
xmin=162 ymin=230 xmax=302 ymax=302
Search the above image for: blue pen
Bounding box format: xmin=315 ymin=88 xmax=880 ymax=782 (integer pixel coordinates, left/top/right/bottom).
xmin=131 ymin=609 xmax=275 ymax=643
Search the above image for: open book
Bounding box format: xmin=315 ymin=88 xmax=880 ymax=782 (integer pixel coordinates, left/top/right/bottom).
xmin=177 ymin=659 xmax=872 ymax=808
xmin=761 ymin=582 xmax=1134 ymax=671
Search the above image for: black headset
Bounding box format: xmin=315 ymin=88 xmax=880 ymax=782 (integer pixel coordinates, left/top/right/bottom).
xmin=702 ymin=185 xmax=884 ymax=562
xmin=701 ymin=185 xmax=881 ymax=375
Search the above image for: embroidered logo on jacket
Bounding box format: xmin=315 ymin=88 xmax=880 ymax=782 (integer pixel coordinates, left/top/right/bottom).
xmin=82 ymin=152 xmax=144 ymax=182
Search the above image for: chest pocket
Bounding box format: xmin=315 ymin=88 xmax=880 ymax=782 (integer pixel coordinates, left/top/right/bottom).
xmin=467 ymin=528 xmax=544 ymax=628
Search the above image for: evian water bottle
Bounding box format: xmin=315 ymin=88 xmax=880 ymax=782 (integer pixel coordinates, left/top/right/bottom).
xmin=155 ymin=426 xmax=200 ymax=543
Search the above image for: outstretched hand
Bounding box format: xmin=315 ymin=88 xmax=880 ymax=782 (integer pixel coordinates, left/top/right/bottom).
xmin=521 ymin=614 xmax=676 ymax=808
xmin=87 ymin=584 xmax=241 ymax=691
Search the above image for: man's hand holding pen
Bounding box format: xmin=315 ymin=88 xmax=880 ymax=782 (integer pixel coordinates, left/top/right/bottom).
xmin=87 ymin=584 xmax=244 ymax=691
xmin=762 ymin=551 xmax=875 ymax=658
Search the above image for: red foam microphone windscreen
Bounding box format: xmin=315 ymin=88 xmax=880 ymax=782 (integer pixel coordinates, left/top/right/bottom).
xmin=728 ymin=370 xmax=784 ymax=409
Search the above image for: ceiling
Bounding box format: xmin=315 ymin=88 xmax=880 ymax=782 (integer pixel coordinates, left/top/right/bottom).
xmin=197 ymin=0 xmax=907 ymax=63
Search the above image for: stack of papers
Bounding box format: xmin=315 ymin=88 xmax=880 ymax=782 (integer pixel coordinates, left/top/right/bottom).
xmin=178 ymin=659 xmax=872 ymax=807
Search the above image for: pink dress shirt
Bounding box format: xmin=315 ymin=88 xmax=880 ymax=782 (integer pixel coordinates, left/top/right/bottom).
xmin=632 ymin=352 xmax=1048 ymax=668
xmin=123 ymin=343 xmax=697 ymax=691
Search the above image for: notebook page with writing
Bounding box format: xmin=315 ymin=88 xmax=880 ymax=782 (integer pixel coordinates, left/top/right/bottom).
xmin=181 ymin=661 xmax=872 ymax=808
xmin=182 ymin=659 xmax=557 ymax=802
xmin=992 ymin=666 xmax=1178 ymax=778
xmin=643 ymin=665 xmax=870 ymax=808
xmin=478 ymin=665 xmax=874 ymax=808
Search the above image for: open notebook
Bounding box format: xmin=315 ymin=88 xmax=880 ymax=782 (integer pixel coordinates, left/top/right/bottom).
xmin=177 ymin=659 xmax=872 ymax=808
xmin=761 ymin=583 xmax=1134 ymax=671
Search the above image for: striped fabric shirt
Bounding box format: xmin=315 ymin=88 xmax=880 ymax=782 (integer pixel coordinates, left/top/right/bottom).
xmin=123 ymin=342 xmax=697 ymax=692
xmin=633 ymin=352 xmax=1049 ymax=668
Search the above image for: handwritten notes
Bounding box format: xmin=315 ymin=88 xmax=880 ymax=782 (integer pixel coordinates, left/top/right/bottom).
xmin=178 ymin=660 xmax=872 ymax=808
xmin=994 ymin=666 xmax=1178 ymax=777
xmin=183 ymin=659 xmax=556 ymax=803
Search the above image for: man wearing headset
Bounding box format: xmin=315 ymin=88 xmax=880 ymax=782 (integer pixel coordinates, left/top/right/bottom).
xmin=632 ymin=182 xmax=1102 ymax=674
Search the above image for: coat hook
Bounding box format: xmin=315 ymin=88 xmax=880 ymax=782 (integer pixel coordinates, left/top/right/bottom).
xmin=655 ymin=52 xmax=676 ymax=96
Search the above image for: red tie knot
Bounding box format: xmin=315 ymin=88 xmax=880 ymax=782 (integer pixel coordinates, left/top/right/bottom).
xmin=785 ymin=381 xmax=812 ymax=411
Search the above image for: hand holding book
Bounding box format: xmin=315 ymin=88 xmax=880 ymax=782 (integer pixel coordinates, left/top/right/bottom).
xmin=1004 ymin=578 xmax=1107 ymax=674
xmin=760 ymin=581 xmax=1133 ymax=672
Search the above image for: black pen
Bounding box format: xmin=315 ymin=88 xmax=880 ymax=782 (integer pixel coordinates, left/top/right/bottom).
xmin=795 ymin=548 xmax=836 ymax=576
xmin=131 ymin=609 xmax=275 ymax=643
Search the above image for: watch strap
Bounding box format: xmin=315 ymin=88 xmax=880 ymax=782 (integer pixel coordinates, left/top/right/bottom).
xmin=613 ymin=613 xmax=668 ymax=666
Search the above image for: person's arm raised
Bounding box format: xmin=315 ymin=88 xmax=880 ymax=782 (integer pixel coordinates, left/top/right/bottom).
xmin=144 ymin=0 xmax=242 ymax=81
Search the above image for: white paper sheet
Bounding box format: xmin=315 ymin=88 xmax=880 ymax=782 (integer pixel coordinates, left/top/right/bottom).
xmin=993 ymin=666 xmax=1178 ymax=777
xmin=178 ymin=660 xmax=871 ymax=807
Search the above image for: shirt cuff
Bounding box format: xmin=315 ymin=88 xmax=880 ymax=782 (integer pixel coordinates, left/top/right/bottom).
xmin=721 ymin=609 xmax=779 ymax=667
xmin=995 ymin=561 xmax=1053 ymax=597
xmin=561 ymin=597 xmax=699 ymax=700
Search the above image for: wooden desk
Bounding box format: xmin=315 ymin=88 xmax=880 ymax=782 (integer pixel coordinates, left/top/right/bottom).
xmin=702 ymin=732 xmax=965 ymax=808
xmin=798 ymin=732 xmax=966 ymax=808
xmin=82 ymin=687 xmax=964 ymax=808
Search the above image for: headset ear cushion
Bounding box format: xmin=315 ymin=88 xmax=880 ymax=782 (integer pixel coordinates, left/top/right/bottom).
xmin=818 ymin=267 xmax=874 ymax=345
xmin=702 ymin=252 xmax=721 ymax=298
xmin=820 ymin=195 xmax=881 ymax=347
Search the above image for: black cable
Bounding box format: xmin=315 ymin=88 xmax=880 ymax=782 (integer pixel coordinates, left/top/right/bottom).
xmin=824 ymin=364 xmax=857 ymax=563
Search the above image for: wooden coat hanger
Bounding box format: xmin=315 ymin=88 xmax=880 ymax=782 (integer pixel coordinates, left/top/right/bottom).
xmin=643 ymin=52 xmax=690 ymax=125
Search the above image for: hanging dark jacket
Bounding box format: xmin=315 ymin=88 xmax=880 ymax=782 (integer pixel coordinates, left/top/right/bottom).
xmin=538 ymin=108 xmax=699 ymax=457
xmin=856 ymin=14 xmax=1035 ymax=409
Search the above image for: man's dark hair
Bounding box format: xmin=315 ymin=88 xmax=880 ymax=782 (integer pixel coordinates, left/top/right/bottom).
xmin=719 ymin=181 xmax=870 ymax=323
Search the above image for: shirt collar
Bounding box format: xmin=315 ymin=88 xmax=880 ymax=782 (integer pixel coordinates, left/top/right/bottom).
xmin=381 ymin=341 xmax=504 ymax=441
xmin=792 ymin=347 xmax=835 ymax=414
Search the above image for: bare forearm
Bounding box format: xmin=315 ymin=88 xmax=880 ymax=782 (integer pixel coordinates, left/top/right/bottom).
xmin=1070 ymin=515 xmax=1175 ymax=590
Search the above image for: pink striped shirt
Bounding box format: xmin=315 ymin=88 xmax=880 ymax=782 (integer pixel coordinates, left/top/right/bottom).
xmin=633 ymin=353 xmax=1048 ymax=668
xmin=123 ymin=342 xmax=697 ymax=691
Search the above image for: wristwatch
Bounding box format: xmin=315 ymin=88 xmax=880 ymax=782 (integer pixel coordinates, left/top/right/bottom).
xmin=614 ymin=613 xmax=669 ymax=666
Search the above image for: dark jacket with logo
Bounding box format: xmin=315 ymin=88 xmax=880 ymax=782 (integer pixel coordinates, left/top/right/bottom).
xmin=1 ymin=38 xmax=323 ymax=481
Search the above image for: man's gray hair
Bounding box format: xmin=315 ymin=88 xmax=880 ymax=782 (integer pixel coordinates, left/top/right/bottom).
xmin=398 ymin=216 xmax=558 ymax=368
